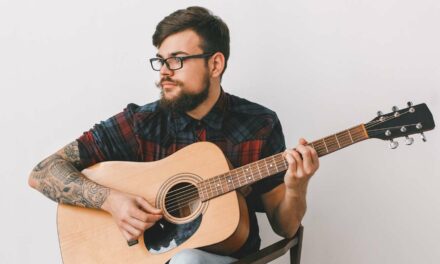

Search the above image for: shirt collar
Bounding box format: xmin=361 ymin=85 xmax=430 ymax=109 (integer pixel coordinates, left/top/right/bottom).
xmin=170 ymin=88 xmax=228 ymax=132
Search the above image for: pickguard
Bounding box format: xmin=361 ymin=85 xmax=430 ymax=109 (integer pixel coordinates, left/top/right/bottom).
xmin=144 ymin=215 xmax=202 ymax=254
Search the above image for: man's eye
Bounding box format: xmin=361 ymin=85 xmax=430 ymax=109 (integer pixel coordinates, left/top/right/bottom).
xmin=170 ymin=57 xmax=181 ymax=62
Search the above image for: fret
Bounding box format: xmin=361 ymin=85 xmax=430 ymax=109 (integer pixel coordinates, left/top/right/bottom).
xmin=255 ymin=161 xmax=262 ymax=180
xmin=204 ymin=183 xmax=208 ymax=200
xmin=251 ymin=163 xmax=259 ymax=182
xmin=209 ymin=177 xmax=219 ymax=197
xmin=214 ymin=177 xmax=221 ymax=196
xmin=334 ymin=134 xmax=341 ymax=148
xmin=312 ymin=141 xmax=324 ymax=156
xmin=324 ymin=136 xmax=338 ymax=153
xmin=216 ymin=175 xmax=224 ymax=194
xmin=242 ymin=166 xmax=251 ymax=184
xmin=237 ymin=167 xmax=245 ymax=186
xmin=263 ymin=158 xmax=271 ymax=177
xmin=204 ymin=182 xmax=209 ymax=199
xmin=252 ymin=160 xmax=263 ymax=181
xmin=230 ymin=168 xmax=240 ymax=187
xmin=255 ymin=160 xmax=262 ymax=181
xmin=244 ymin=164 xmax=253 ymax=182
xmin=205 ymin=178 xmax=211 ymax=198
xmin=347 ymin=129 xmax=354 ymax=143
xmin=247 ymin=167 xmax=252 ymax=184
xmin=322 ymin=138 xmax=329 ymax=153
xmin=198 ymin=182 xmax=206 ymax=201
xmin=222 ymin=175 xmax=229 ymax=192
xmin=267 ymin=155 xmax=276 ymax=176
xmin=273 ymin=155 xmax=280 ymax=172
xmin=335 ymin=131 xmax=349 ymax=148
xmin=274 ymin=153 xmax=287 ymax=172
xmin=210 ymin=176 xmax=216 ymax=196
xmin=226 ymin=173 xmax=234 ymax=190
xmin=208 ymin=177 xmax=216 ymax=197
xmin=242 ymin=166 xmax=249 ymax=186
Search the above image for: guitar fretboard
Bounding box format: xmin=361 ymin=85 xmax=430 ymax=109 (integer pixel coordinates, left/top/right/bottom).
xmin=198 ymin=124 xmax=368 ymax=201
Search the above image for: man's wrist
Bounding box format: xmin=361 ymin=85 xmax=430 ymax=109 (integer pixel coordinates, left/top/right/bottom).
xmin=285 ymin=184 xmax=308 ymax=199
xmin=100 ymin=189 xmax=116 ymax=213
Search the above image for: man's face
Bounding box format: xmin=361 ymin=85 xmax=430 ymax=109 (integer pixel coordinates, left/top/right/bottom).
xmin=156 ymin=29 xmax=211 ymax=112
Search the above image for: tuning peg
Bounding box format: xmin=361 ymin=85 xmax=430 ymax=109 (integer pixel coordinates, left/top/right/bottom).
xmin=420 ymin=132 xmax=427 ymax=142
xmin=407 ymin=101 xmax=413 ymax=107
xmin=405 ymin=136 xmax=414 ymax=145
xmin=389 ymin=139 xmax=399 ymax=149
xmin=392 ymin=106 xmax=400 ymax=117
xmin=377 ymin=111 xmax=385 ymax=121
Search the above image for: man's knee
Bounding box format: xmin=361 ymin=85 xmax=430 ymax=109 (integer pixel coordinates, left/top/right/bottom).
xmin=169 ymin=249 xmax=205 ymax=264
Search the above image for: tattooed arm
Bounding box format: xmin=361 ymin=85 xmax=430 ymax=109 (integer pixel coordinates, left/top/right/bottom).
xmin=28 ymin=141 xmax=162 ymax=242
xmin=28 ymin=141 xmax=110 ymax=208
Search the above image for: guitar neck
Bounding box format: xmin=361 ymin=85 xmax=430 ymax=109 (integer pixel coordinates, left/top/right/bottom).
xmin=198 ymin=124 xmax=369 ymax=201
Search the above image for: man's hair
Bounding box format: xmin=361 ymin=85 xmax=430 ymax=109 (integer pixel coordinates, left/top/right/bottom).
xmin=152 ymin=6 xmax=230 ymax=76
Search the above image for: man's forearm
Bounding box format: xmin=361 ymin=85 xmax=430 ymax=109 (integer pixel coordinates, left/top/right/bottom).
xmin=273 ymin=188 xmax=307 ymax=238
xmin=29 ymin=142 xmax=110 ymax=209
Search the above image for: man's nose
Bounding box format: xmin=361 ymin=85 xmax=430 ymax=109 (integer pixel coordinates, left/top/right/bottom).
xmin=160 ymin=63 xmax=174 ymax=76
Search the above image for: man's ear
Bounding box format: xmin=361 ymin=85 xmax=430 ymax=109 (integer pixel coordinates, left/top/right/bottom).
xmin=209 ymin=52 xmax=225 ymax=78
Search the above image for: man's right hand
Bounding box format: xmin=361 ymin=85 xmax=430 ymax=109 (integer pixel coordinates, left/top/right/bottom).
xmin=101 ymin=189 xmax=163 ymax=242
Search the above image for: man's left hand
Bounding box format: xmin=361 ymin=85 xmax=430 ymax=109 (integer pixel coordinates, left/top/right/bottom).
xmin=283 ymin=138 xmax=319 ymax=195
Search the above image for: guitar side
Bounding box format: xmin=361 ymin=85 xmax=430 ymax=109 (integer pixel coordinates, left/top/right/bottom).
xmin=57 ymin=142 xmax=249 ymax=264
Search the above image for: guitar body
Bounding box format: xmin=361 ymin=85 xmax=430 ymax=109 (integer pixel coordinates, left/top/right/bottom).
xmin=57 ymin=142 xmax=250 ymax=264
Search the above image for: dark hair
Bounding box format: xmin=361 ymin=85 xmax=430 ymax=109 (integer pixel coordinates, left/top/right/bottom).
xmin=152 ymin=6 xmax=230 ymax=76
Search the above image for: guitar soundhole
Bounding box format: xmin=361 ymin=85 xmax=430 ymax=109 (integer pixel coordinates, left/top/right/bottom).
xmin=164 ymin=182 xmax=200 ymax=218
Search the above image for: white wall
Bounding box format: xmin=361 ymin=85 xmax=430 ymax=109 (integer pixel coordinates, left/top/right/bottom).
xmin=1 ymin=0 xmax=439 ymax=263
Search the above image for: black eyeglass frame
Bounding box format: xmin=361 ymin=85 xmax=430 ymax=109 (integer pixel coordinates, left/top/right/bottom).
xmin=149 ymin=53 xmax=214 ymax=71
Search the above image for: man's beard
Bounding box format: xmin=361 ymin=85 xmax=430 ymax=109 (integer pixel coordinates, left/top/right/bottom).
xmin=158 ymin=74 xmax=210 ymax=113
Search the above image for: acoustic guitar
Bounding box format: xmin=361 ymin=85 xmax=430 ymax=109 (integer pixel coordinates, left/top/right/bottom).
xmin=57 ymin=102 xmax=435 ymax=263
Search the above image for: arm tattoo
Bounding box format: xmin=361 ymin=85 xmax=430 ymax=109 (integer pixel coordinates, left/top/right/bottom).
xmin=60 ymin=141 xmax=84 ymax=170
xmin=30 ymin=141 xmax=110 ymax=209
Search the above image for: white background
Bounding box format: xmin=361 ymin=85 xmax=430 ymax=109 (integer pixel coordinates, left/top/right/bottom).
xmin=1 ymin=0 xmax=439 ymax=263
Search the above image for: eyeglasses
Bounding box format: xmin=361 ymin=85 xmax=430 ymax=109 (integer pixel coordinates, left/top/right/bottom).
xmin=149 ymin=53 xmax=213 ymax=71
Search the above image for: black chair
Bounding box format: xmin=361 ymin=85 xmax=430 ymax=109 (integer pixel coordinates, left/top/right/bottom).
xmin=234 ymin=225 xmax=304 ymax=264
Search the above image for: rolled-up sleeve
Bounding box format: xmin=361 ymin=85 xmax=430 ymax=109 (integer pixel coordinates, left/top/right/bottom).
xmin=76 ymin=104 xmax=140 ymax=168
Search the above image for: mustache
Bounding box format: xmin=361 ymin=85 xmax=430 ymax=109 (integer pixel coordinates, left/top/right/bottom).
xmin=155 ymin=77 xmax=181 ymax=88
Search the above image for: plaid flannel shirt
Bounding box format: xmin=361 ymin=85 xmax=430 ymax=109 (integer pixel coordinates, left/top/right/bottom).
xmin=77 ymin=89 xmax=286 ymax=257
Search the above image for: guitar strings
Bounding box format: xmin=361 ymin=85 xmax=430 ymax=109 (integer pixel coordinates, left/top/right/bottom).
xmin=164 ymin=158 xmax=294 ymax=212
xmin=365 ymin=123 xmax=418 ymax=133
xmin=162 ymin=157 xmax=283 ymax=202
xmin=165 ymin=125 xmax=383 ymax=212
xmin=164 ymin=122 xmax=369 ymax=203
xmin=365 ymin=109 xmax=411 ymax=129
xmin=165 ymin=159 xmax=290 ymax=213
xmin=163 ymin=109 xmax=416 ymax=213
xmin=163 ymin=129 xmax=367 ymax=208
xmin=163 ymin=133 xmax=366 ymax=209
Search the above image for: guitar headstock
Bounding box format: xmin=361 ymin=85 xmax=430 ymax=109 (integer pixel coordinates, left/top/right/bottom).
xmin=366 ymin=102 xmax=435 ymax=148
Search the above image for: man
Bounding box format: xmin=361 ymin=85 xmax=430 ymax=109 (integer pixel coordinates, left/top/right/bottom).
xmin=28 ymin=6 xmax=319 ymax=264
